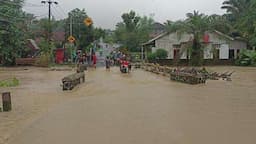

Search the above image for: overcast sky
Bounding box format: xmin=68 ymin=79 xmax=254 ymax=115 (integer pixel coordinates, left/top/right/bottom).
xmin=23 ymin=0 xmax=226 ymax=29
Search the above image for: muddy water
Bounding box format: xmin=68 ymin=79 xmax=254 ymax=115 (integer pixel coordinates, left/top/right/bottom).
xmin=0 ymin=67 xmax=73 ymax=144
xmin=1 ymin=67 xmax=256 ymax=144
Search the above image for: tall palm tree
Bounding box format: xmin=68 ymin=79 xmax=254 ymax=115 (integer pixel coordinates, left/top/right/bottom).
xmin=185 ymin=11 xmax=211 ymax=66
xmin=208 ymin=14 xmax=232 ymax=33
xmin=222 ymin=0 xmax=256 ymax=46
xmin=165 ymin=11 xmax=241 ymax=66
xmin=221 ymin=0 xmax=251 ymax=22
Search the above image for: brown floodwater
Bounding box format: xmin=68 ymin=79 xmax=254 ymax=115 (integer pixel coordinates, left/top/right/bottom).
xmin=1 ymin=66 xmax=256 ymax=144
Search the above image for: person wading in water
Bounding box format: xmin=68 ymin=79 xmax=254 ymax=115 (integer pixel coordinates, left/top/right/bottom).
xmin=92 ymin=53 xmax=97 ymax=69
xmin=105 ymin=56 xmax=111 ymax=70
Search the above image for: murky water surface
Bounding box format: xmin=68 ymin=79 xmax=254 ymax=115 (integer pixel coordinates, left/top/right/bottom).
xmin=1 ymin=66 xmax=256 ymax=144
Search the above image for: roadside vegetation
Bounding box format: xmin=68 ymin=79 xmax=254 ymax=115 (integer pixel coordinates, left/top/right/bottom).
xmin=148 ymin=49 xmax=168 ymax=61
xmin=236 ymin=50 xmax=256 ymax=66
xmin=0 ymin=77 xmax=19 ymax=87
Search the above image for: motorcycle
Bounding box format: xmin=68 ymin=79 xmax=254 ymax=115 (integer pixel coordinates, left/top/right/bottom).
xmin=120 ymin=60 xmax=131 ymax=73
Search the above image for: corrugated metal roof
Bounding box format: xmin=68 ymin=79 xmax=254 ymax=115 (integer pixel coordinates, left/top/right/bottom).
xmin=28 ymin=39 xmax=40 ymax=50
xmin=142 ymin=30 xmax=246 ymax=46
xmin=141 ymin=32 xmax=168 ymax=46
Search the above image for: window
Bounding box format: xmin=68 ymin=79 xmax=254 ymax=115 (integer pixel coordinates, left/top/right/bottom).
xmin=213 ymin=44 xmax=221 ymax=49
xmin=173 ymin=44 xmax=181 ymax=49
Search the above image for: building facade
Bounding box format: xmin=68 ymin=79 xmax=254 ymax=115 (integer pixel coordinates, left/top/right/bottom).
xmin=143 ymin=31 xmax=247 ymax=60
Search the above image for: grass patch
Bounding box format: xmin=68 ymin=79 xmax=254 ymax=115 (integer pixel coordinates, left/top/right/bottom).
xmin=0 ymin=77 xmax=19 ymax=87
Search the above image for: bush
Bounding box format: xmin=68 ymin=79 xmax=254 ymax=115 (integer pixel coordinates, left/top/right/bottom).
xmin=236 ymin=50 xmax=256 ymax=66
xmin=147 ymin=53 xmax=156 ymax=61
xmin=155 ymin=49 xmax=168 ymax=59
xmin=148 ymin=49 xmax=168 ymax=61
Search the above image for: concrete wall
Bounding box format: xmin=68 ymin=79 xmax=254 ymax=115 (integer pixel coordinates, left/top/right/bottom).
xmin=155 ymin=32 xmax=192 ymax=59
xmin=230 ymin=40 xmax=247 ymax=58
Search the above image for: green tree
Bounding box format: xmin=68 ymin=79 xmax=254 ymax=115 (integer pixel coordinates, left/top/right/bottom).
xmin=221 ymin=0 xmax=256 ymax=47
xmin=114 ymin=11 xmax=154 ymax=52
xmin=0 ymin=0 xmax=28 ymax=65
xmin=121 ymin=11 xmax=140 ymax=32
xmin=136 ymin=16 xmax=154 ymax=45
xmin=93 ymin=28 xmax=106 ymax=41
xmin=65 ymin=8 xmax=94 ymax=50
xmin=221 ymin=0 xmax=251 ymax=23
xmin=208 ymin=14 xmax=233 ymax=34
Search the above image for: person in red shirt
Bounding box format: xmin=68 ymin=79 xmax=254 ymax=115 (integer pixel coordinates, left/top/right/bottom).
xmin=122 ymin=60 xmax=129 ymax=67
xmin=120 ymin=57 xmax=131 ymax=73
xmin=92 ymin=53 xmax=97 ymax=69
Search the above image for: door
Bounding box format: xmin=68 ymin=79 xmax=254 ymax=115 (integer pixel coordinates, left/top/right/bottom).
xmin=56 ymin=49 xmax=64 ymax=64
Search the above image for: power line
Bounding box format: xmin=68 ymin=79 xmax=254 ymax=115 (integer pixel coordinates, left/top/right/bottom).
xmin=52 ymin=5 xmax=65 ymax=19
xmin=40 ymin=0 xmax=58 ymax=43
xmin=57 ymin=5 xmax=68 ymax=16
xmin=35 ymin=13 xmax=48 ymax=18
xmin=51 ymin=9 xmax=62 ymax=20
xmin=24 ymin=2 xmax=44 ymax=7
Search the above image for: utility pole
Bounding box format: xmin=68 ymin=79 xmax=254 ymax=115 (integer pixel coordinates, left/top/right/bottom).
xmin=41 ymin=0 xmax=58 ymax=43
xmin=69 ymin=15 xmax=74 ymax=63
xmin=70 ymin=15 xmax=72 ymax=36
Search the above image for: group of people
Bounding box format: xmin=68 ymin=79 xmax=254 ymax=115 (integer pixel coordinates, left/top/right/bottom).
xmin=105 ymin=52 xmax=131 ymax=73
xmin=75 ymin=50 xmax=131 ymax=72
xmin=76 ymin=50 xmax=97 ymax=68
xmin=110 ymin=51 xmax=128 ymax=66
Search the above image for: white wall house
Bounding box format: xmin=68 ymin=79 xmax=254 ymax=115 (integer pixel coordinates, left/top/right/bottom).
xmin=142 ymin=31 xmax=247 ymax=60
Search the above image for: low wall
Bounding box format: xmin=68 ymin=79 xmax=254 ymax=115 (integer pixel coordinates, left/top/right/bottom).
xmin=15 ymin=58 xmax=39 ymax=66
xmin=148 ymin=59 xmax=235 ymax=66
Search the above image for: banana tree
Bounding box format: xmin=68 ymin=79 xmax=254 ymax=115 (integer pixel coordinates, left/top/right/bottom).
xmin=237 ymin=50 xmax=256 ymax=66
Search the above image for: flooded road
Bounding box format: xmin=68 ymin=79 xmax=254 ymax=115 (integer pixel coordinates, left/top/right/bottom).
xmin=2 ymin=66 xmax=256 ymax=144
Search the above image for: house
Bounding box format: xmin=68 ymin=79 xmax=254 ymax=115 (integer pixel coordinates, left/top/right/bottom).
xmin=26 ymin=39 xmax=40 ymax=57
xmin=52 ymin=31 xmax=65 ymax=43
xmin=142 ymin=31 xmax=247 ymax=61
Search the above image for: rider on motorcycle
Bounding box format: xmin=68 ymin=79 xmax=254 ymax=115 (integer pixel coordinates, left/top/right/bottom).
xmin=120 ymin=56 xmax=131 ymax=73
